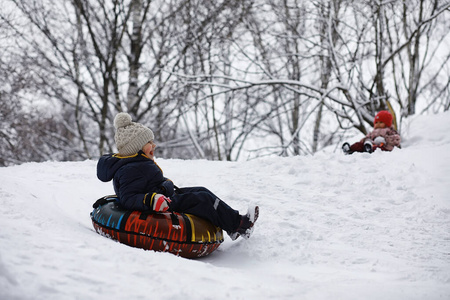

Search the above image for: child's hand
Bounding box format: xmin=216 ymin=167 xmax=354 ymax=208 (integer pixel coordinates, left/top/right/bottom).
xmin=152 ymin=194 xmax=172 ymax=212
xmin=374 ymin=136 xmax=386 ymax=146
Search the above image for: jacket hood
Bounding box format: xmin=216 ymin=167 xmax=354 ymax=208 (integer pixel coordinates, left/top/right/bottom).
xmin=97 ymin=152 xmax=150 ymax=182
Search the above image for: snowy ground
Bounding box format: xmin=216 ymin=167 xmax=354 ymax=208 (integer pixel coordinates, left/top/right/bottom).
xmin=1 ymin=112 xmax=449 ymax=300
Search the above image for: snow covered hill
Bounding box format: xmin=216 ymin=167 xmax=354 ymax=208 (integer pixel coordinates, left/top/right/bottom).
xmin=1 ymin=112 xmax=449 ymax=300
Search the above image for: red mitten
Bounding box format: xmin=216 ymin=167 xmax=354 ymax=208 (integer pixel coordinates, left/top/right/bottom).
xmin=152 ymin=193 xmax=171 ymax=212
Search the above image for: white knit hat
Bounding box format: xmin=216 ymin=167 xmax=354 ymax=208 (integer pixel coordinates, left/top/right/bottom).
xmin=114 ymin=112 xmax=154 ymax=156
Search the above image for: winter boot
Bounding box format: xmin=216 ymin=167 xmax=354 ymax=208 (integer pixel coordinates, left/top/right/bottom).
xmin=363 ymin=140 xmax=373 ymax=153
xmin=342 ymin=142 xmax=351 ymax=155
xmin=228 ymin=205 xmax=259 ymax=240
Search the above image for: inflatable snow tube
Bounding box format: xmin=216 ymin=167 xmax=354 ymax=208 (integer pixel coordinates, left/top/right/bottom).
xmin=91 ymin=195 xmax=224 ymax=258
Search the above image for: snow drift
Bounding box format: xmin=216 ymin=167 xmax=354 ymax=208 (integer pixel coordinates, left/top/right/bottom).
xmin=1 ymin=112 xmax=449 ymax=300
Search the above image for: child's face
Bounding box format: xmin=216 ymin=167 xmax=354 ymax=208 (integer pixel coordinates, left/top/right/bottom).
xmin=374 ymin=121 xmax=386 ymax=129
xmin=143 ymin=141 xmax=156 ymax=160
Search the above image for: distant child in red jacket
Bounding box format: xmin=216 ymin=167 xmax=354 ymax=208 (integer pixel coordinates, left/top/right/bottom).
xmin=342 ymin=111 xmax=401 ymax=154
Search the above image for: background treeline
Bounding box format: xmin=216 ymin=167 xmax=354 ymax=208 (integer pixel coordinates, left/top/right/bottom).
xmin=0 ymin=0 xmax=449 ymax=165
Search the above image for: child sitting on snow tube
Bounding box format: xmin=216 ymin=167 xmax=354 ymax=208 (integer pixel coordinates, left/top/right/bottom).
xmin=342 ymin=110 xmax=401 ymax=154
xmin=97 ymin=112 xmax=259 ymax=241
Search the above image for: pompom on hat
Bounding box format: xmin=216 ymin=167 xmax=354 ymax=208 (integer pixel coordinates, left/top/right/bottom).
xmin=114 ymin=112 xmax=154 ymax=156
xmin=373 ymin=110 xmax=393 ymax=127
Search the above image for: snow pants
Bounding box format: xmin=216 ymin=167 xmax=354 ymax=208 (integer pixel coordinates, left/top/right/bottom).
xmin=349 ymin=142 xmax=366 ymax=153
xmin=170 ymin=186 xmax=241 ymax=233
xmin=349 ymin=142 xmax=388 ymax=153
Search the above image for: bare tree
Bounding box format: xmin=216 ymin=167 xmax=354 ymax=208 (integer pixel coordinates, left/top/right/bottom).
xmin=1 ymin=0 xmax=449 ymax=165
xmin=312 ymin=0 xmax=342 ymax=153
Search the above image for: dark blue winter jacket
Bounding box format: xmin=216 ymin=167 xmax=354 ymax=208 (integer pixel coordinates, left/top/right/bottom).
xmin=97 ymin=151 xmax=174 ymax=211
